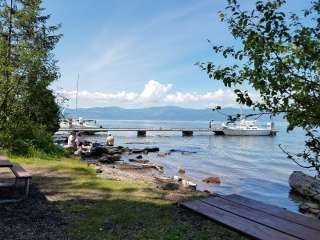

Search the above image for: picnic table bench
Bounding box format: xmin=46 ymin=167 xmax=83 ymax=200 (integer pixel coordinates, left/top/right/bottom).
xmin=182 ymin=193 xmax=320 ymax=240
xmin=0 ymin=155 xmax=32 ymax=202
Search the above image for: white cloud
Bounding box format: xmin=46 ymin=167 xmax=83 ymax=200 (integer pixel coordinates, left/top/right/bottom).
xmin=58 ymin=80 xmax=257 ymax=108
xmin=140 ymin=80 xmax=172 ymax=102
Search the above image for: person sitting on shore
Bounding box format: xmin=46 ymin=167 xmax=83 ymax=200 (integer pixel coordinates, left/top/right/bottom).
xmin=74 ymin=142 xmax=92 ymax=156
xmin=64 ymin=131 xmax=79 ymax=150
xmin=106 ymin=133 xmax=114 ymax=146
xmin=68 ymin=118 xmax=73 ymax=128
xmin=79 ymin=117 xmax=84 ymax=127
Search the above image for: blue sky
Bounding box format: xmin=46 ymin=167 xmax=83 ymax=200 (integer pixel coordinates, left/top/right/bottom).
xmin=43 ymin=0 xmax=306 ymax=109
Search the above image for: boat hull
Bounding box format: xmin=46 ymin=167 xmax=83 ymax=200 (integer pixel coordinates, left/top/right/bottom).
xmin=222 ymin=128 xmax=272 ymax=136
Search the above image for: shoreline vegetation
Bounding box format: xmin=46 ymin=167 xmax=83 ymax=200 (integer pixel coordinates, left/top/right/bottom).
xmin=0 ymin=152 xmax=247 ymax=240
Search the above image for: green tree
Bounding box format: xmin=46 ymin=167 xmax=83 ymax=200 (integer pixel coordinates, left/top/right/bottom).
xmin=0 ymin=0 xmax=62 ymax=154
xmin=201 ymin=0 xmax=320 ymax=175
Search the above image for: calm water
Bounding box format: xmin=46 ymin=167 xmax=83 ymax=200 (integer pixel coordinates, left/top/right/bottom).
xmin=80 ymin=120 xmax=313 ymax=212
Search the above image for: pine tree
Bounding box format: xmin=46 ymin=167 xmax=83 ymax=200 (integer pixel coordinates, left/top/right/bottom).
xmin=0 ymin=0 xmax=62 ymax=154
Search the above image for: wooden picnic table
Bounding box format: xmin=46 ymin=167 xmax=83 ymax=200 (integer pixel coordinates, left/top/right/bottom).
xmin=0 ymin=157 xmax=13 ymax=168
xmin=0 ymin=156 xmax=31 ymax=202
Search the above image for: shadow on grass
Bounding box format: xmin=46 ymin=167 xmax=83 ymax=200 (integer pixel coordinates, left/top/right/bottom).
xmin=1 ymin=179 xmax=247 ymax=240
xmin=0 ymin=186 xmax=68 ymax=240
xmin=58 ymin=197 xmax=247 ymax=240
xmin=1 ymin=164 xmax=248 ymax=240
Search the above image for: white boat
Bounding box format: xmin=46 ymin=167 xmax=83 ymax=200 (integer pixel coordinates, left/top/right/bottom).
xmin=222 ymin=119 xmax=275 ymax=136
xmin=59 ymin=118 xmax=100 ymax=129
xmin=59 ymin=74 xmax=101 ymax=130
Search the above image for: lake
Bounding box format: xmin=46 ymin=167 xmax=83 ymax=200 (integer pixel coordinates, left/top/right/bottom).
xmin=78 ymin=120 xmax=313 ymax=213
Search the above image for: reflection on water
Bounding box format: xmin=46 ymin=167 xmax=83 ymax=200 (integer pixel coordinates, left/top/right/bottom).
xmin=83 ymin=120 xmax=312 ymax=213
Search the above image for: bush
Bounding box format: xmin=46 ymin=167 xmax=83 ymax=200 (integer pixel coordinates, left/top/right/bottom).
xmin=0 ymin=123 xmax=64 ymax=156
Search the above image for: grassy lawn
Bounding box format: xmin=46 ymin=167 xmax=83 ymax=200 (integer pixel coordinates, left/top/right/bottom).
xmin=5 ymin=155 xmax=246 ymax=240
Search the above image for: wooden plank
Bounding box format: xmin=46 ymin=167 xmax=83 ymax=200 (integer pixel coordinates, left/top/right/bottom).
xmin=0 ymin=159 xmax=13 ymax=168
xmin=202 ymin=196 xmax=319 ymax=240
xmin=10 ymin=164 xmax=31 ymax=178
xmin=182 ymin=200 xmax=299 ymax=240
xmin=222 ymin=194 xmax=320 ymax=232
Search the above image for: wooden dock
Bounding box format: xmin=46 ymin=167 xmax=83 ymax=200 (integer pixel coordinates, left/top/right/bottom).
xmin=181 ymin=194 xmax=320 ymax=240
xmin=58 ymin=127 xmax=277 ymax=137
xmin=58 ymin=127 xmax=223 ymax=136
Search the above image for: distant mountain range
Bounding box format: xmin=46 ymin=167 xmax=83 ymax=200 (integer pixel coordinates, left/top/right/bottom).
xmin=64 ymin=106 xmax=284 ymax=121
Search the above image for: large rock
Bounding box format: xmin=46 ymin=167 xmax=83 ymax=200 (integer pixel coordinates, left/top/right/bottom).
xmin=155 ymin=177 xmax=196 ymax=191
xmin=130 ymin=147 xmax=160 ymax=154
xmin=289 ymin=171 xmax=320 ymax=201
xmin=158 ymin=182 xmax=180 ymax=191
xmin=144 ymin=147 xmax=160 ymax=153
xmin=87 ymin=146 xmax=107 ymax=158
xmin=106 ymin=148 xmax=123 ymax=155
xmin=99 ymin=154 xmax=121 ymax=163
xmin=158 ymin=152 xmax=170 ymax=157
xmin=203 ymin=176 xmax=221 ymax=184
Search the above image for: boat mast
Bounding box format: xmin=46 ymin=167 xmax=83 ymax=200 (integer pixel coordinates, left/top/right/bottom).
xmin=75 ymin=73 xmax=79 ymax=118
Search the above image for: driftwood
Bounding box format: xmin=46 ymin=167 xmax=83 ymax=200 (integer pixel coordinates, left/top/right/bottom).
xmin=131 ymin=149 xmax=145 ymax=154
xmin=129 ymin=159 xmax=150 ymax=164
xmin=112 ymin=163 xmax=163 ymax=172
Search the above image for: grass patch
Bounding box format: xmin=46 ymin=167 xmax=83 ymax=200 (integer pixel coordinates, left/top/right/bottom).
xmin=7 ymin=154 xmax=246 ymax=240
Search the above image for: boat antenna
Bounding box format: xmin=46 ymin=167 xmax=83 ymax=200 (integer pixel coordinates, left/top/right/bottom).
xmin=245 ymin=112 xmax=273 ymax=120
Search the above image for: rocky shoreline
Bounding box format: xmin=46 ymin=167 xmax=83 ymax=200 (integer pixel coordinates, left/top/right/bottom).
xmin=289 ymin=171 xmax=320 ymax=218
xmin=58 ymin=136 xmax=320 ymax=219
xmin=68 ymin=141 xmax=209 ymax=201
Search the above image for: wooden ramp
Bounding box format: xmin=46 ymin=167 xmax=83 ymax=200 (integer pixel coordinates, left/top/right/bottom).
xmin=181 ymin=194 xmax=320 ymax=240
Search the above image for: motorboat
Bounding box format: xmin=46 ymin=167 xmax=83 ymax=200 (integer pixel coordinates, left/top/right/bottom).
xmin=222 ymin=119 xmax=275 ymax=136
xmin=209 ymin=105 xmax=277 ymax=136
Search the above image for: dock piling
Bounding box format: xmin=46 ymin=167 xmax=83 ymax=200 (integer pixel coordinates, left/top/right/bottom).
xmin=137 ymin=130 xmax=147 ymax=137
xmin=182 ymin=131 xmax=193 ymax=137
